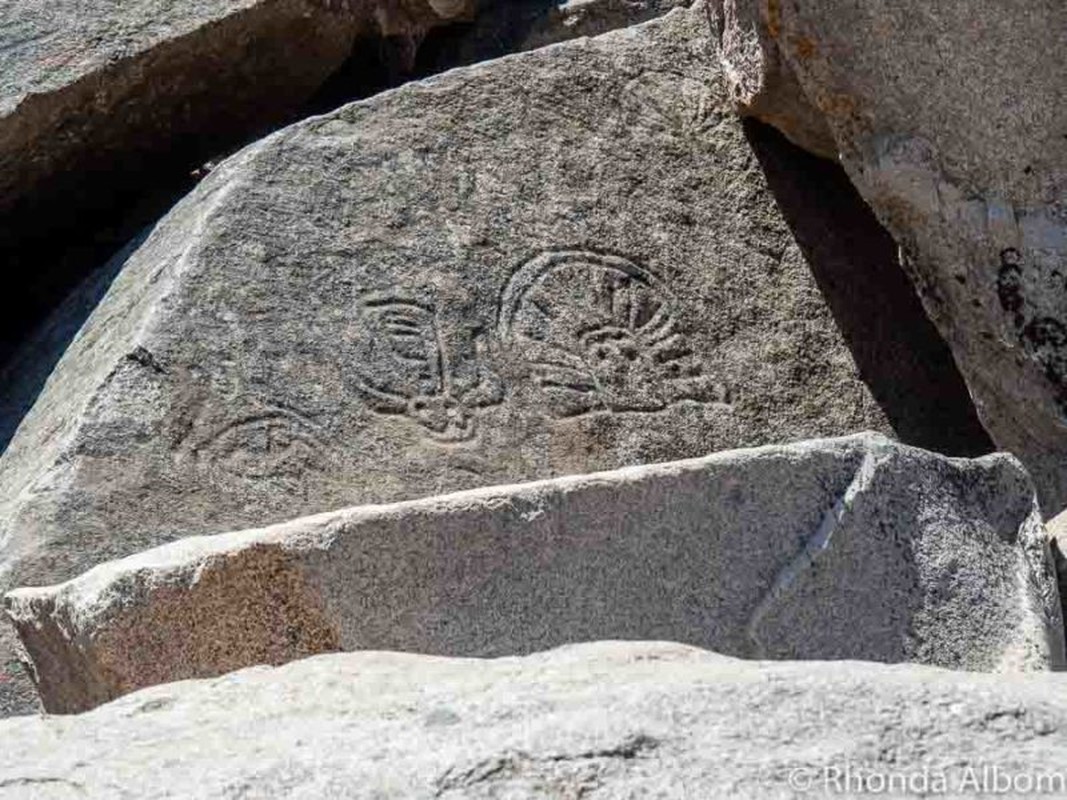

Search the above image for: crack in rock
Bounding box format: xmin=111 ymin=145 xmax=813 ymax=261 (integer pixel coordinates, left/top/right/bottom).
xmin=745 ymin=449 xmax=883 ymax=658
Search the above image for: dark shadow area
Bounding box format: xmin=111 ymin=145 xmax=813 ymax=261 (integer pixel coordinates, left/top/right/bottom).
xmin=413 ymin=0 xmax=559 ymax=73
xmin=1050 ymin=538 xmax=1067 ymax=654
xmin=1 ymin=166 xmax=199 ymax=371
xmin=743 ymin=118 xmax=994 ymax=457
xmin=412 ymin=0 xmax=686 ymax=78
xmin=0 ymin=232 xmax=144 ymax=451
xmin=306 ymin=34 xmax=419 ymax=115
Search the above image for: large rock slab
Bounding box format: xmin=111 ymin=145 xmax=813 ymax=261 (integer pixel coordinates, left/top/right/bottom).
xmin=6 ymin=641 xmax=1067 ymax=798
xmin=0 ymin=1 xmax=711 ymax=458
xmin=715 ymin=0 xmax=1067 ymax=513
xmin=0 ymin=7 xmax=897 ymax=713
xmin=6 ymin=434 xmax=1062 ymax=713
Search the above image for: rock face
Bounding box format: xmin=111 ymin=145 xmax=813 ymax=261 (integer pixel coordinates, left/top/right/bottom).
xmin=0 ymin=0 xmax=474 ymax=372
xmin=0 ymin=6 xmax=903 ymax=714
xmin=0 ymin=6 xmax=894 ymax=580
xmin=715 ymin=0 xmax=1067 ymax=513
xmin=0 ymin=1 xmax=708 ymax=457
xmin=6 ymin=434 xmax=1061 ymax=713
xmin=422 ymin=0 xmax=694 ymax=69
xmin=741 ymin=120 xmax=994 ymax=459
xmin=5 ymin=641 xmax=1067 ymax=798
xmin=714 ymin=0 xmax=834 ymax=158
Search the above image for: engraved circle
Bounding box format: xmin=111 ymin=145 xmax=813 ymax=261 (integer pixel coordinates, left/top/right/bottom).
xmin=498 ymin=250 xmax=716 ymax=418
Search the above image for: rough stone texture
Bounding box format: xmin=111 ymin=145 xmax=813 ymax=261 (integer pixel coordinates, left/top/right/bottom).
xmin=714 ymin=0 xmax=834 ymax=158
xmin=7 ymin=642 xmax=1067 ymax=798
xmin=715 ymin=0 xmax=1067 ymax=514
xmin=1047 ymin=510 xmax=1067 ymax=639
xmin=6 ymin=433 xmax=1062 ymax=713
xmin=0 ymin=624 xmax=38 ymax=719
xmin=419 ymin=0 xmax=693 ymax=70
xmin=741 ymin=119 xmax=994 ymax=458
xmin=0 ymin=8 xmax=897 ymax=715
xmin=0 ymin=0 xmax=474 ymax=370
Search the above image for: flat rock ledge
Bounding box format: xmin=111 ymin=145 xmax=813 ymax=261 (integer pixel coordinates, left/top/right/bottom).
xmin=5 ymin=641 xmax=1067 ymax=798
xmin=5 ymin=433 xmax=1063 ymax=714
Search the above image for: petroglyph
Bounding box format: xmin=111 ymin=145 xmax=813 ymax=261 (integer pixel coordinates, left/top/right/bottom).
xmin=623 ymin=73 xmax=721 ymax=139
xmin=499 ymin=250 xmax=722 ymax=419
xmin=350 ymin=293 xmax=504 ymax=443
xmin=193 ymin=407 xmax=326 ymax=480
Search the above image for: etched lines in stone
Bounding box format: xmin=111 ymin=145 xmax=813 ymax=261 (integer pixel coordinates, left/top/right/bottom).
xmin=745 ymin=451 xmax=883 ymax=658
xmin=196 ymin=407 xmax=326 ymax=480
xmin=200 ymin=250 xmax=722 ymax=467
xmin=351 ymin=293 xmax=503 ymax=445
xmin=499 ymin=249 xmax=721 ymax=417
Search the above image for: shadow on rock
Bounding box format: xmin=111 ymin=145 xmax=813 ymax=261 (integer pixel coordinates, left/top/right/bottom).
xmin=743 ymin=119 xmax=994 ymax=458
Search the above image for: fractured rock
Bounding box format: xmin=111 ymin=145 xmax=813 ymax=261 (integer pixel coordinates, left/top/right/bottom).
xmin=715 ymin=0 xmax=1067 ymax=513
xmin=6 ymin=434 xmax=1061 ymax=713
xmin=0 ymin=3 xmax=899 ymax=717
xmin=5 ymin=641 xmax=1067 ymax=798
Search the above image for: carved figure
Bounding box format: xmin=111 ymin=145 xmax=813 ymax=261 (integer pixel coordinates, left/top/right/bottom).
xmin=351 ymin=293 xmax=504 ymax=442
xmin=499 ymin=250 xmax=719 ymax=418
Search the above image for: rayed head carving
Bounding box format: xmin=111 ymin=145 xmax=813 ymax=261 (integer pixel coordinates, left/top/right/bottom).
xmin=350 ymin=293 xmax=504 ymax=443
xmin=498 ymin=250 xmax=721 ymax=418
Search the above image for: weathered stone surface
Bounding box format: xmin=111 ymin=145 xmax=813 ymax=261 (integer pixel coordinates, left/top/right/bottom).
xmin=6 ymin=641 xmax=1067 ymax=798
xmin=6 ymin=434 xmax=1061 ymax=713
xmin=0 ymin=1 xmax=704 ymax=456
xmin=714 ymin=0 xmax=835 ymax=158
xmin=741 ymin=120 xmax=994 ymax=459
xmin=0 ymin=0 xmax=473 ymax=371
xmin=0 ymin=0 xmax=470 ymax=212
xmin=0 ymin=8 xmax=896 ymax=715
xmin=422 ymin=0 xmax=694 ymax=70
xmin=0 ymin=0 xmax=699 ymax=455
xmin=715 ymin=0 xmax=1067 ymax=514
